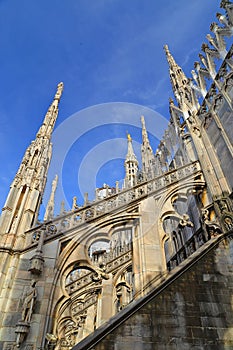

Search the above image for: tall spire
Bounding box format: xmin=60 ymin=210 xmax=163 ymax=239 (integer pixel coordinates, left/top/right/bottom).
xmin=164 ymin=45 xmax=188 ymax=99
xmin=37 ymin=82 xmax=63 ymax=139
xmin=0 ymin=83 xmax=64 ymax=247
xmin=44 ymin=174 xmax=58 ymax=221
xmin=141 ymin=116 xmax=152 ymax=150
xmin=164 ymin=45 xmax=188 ymax=82
xmin=12 ymin=82 xmax=64 ymax=192
xmin=124 ymin=134 xmax=138 ymax=188
xmin=164 ymin=45 xmax=195 ymax=118
xmin=140 ymin=116 xmax=154 ymax=174
xmin=125 ymin=134 xmax=138 ymax=162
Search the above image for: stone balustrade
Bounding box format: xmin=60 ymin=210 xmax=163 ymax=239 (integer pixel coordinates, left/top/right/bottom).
xmin=29 ymin=160 xmax=202 ymax=245
xmin=167 ymin=228 xmax=211 ymax=271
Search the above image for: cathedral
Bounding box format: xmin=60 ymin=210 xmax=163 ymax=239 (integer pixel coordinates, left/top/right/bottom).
xmin=1 ymin=1 xmax=233 ymax=349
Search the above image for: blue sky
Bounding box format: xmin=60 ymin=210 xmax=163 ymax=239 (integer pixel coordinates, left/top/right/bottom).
xmin=0 ymin=0 xmax=221 ymax=216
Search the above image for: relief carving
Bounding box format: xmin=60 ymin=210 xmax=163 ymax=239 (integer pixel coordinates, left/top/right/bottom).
xmin=201 ymin=208 xmax=222 ymax=238
xmin=21 ymin=280 xmax=37 ymax=323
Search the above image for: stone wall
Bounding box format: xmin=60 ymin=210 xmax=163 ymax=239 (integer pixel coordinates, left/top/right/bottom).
xmin=74 ymin=232 xmax=233 ymax=350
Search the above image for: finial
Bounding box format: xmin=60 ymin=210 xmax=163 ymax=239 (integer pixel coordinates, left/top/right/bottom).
xmin=169 ymin=97 xmax=174 ymax=106
xmin=44 ymin=174 xmax=58 ymax=221
xmin=210 ymin=22 xmax=218 ymax=33
xmin=60 ymin=200 xmax=65 ymax=214
xmin=54 ymin=82 xmax=64 ymax=101
xmin=52 ymin=175 xmax=58 ymax=191
xmin=127 ymin=133 xmax=132 ymax=142
xmin=164 ymin=44 xmax=169 ymax=54
xmin=141 ymin=115 xmax=146 ymax=128
xmin=72 ymin=196 xmax=78 ymax=210
xmin=84 ymin=192 xmax=89 ymax=206
xmin=220 ymin=0 xmax=231 ymax=9
xmin=163 ymin=44 xmax=177 ymax=70
xmin=194 ymin=61 xmax=200 ymax=70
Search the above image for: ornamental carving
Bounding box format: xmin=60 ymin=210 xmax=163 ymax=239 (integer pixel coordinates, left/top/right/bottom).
xmin=203 ymin=113 xmax=213 ymax=130
xmin=213 ymin=94 xmax=224 ymax=112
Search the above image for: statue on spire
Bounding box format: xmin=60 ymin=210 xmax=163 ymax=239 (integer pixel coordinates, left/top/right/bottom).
xmin=163 ymin=45 xmax=177 ymax=69
xmin=141 ymin=115 xmax=146 ymax=128
xmin=140 ymin=116 xmax=154 ymax=177
xmin=164 ymin=44 xmax=197 ymax=118
xmin=127 ymin=133 xmax=132 ymax=142
xmin=124 ymin=132 xmax=138 ymax=188
xmin=37 ymin=82 xmax=64 ymax=139
xmin=44 ymin=175 xmax=58 ymax=221
xmin=54 ymin=82 xmax=64 ymax=101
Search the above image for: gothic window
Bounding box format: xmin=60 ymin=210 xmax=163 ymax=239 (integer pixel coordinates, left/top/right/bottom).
xmin=88 ymin=239 xmax=110 ymax=268
xmin=111 ymin=228 xmax=132 ymax=252
xmin=164 ymin=238 xmax=170 ymax=262
xmin=172 ymin=232 xmax=178 ymax=253
xmin=163 ymin=216 xmax=180 ymax=234
xmin=172 ymin=197 xmax=188 ymax=216
xmin=178 ymin=230 xmax=184 ymax=248
xmin=115 ymin=266 xmax=133 ymax=312
xmin=186 ymin=195 xmax=201 ymax=231
xmin=65 ymin=266 xmax=93 ymax=295
xmin=89 ymin=240 xmax=110 ymax=257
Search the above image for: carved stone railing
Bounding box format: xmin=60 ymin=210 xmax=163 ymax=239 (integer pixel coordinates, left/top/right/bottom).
xmin=71 ymin=293 xmax=99 ymax=320
xmin=28 ymin=160 xmax=202 ymax=245
xmin=105 ymin=244 xmax=132 ymax=274
xmin=167 ymin=228 xmax=210 ymax=271
xmin=90 ymin=242 xmax=132 ymax=270
xmin=65 ymin=243 xmax=132 ymax=296
xmin=65 ymin=270 xmax=95 ymax=295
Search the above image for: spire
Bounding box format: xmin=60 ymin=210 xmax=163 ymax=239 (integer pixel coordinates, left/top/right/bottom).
xmin=124 ymin=134 xmax=138 ymax=188
xmin=44 ymin=174 xmax=58 ymax=221
xmin=140 ymin=116 xmax=154 ymax=174
xmin=164 ymin=45 xmax=196 ymax=118
xmin=37 ymin=82 xmax=63 ymax=139
xmin=164 ymin=45 xmax=182 ymax=72
xmin=0 ymin=83 xmax=63 ymax=245
xmin=12 ymin=83 xmax=64 ymax=192
xmin=141 ymin=116 xmax=152 ymax=151
xmin=164 ymin=45 xmax=188 ymax=100
xmin=125 ymin=133 xmax=138 ymax=163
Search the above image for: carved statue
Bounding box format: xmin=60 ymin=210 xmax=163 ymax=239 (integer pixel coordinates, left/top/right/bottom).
xmin=51 ymin=175 xmax=58 ymax=193
xmin=25 ymin=168 xmax=34 ymax=185
xmin=23 ymin=147 xmax=31 ymax=164
xmin=55 ymin=82 xmax=64 ymax=100
xmin=11 ymin=215 xmax=18 ymax=233
xmin=37 ymin=123 xmax=46 ymax=136
xmin=224 ymin=216 xmax=233 ymax=230
xmin=127 ymin=133 xmax=132 ymax=142
xmin=201 ymin=209 xmax=209 ymax=222
xmin=60 ymin=200 xmax=65 ymax=214
xmin=116 ymin=279 xmax=132 ymax=311
xmin=72 ymin=196 xmax=79 ymax=210
xmin=201 ymin=209 xmax=222 ymax=237
xmin=220 ymin=0 xmax=231 ymax=7
xmin=179 ymin=214 xmax=194 ymax=228
xmin=45 ymin=333 xmax=57 ymax=350
xmin=219 ymin=199 xmax=228 ymax=213
xmin=21 ymin=280 xmax=37 ymax=323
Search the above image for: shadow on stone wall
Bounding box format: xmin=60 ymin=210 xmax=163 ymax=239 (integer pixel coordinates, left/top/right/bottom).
xmin=73 ymin=232 xmax=233 ymax=350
